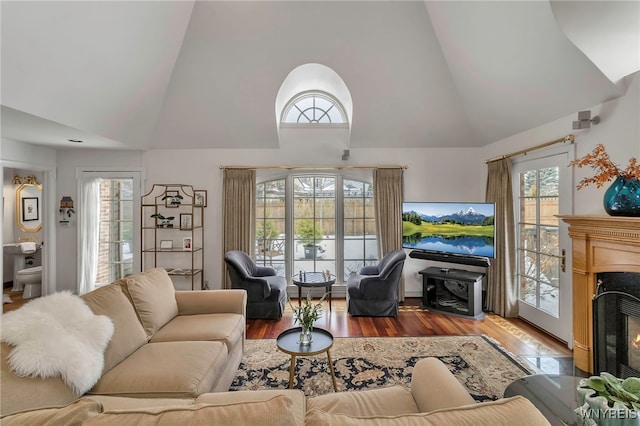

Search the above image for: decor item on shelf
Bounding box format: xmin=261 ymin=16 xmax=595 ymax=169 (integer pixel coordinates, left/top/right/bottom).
xmin=162 ymin=191 xmax=183 ymax=207
xmin=289 ymin=291 xmax=327 ymax=345
xmin=569 ymin=144 xmax=640 ymax=217
xmin=576 ymin=372 xmax=640 ymax=424
xmin=150 ymin=213 xmax=175 ymax=228
xmin=296 ymin=219 xmax=324 ymax=259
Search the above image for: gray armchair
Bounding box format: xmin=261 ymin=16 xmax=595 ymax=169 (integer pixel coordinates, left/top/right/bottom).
xmin=224 ymin=250 xmax=287 ymax=319
xmin=346 ymin=250 xmax=407 ymax=317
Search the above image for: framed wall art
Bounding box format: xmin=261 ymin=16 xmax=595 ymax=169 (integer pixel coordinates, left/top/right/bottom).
xmin=194 ymin=190 xmax=207 ymax=207
xmin=180 ymin=213 xmax=192 ymax=230
xmin=22 ymin=197 xmax=39 ymax=221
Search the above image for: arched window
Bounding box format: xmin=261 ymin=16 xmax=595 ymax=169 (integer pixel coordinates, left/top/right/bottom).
xmin=255 ymin=174 xmax=377 ymax=284
xmin=281 ymin=92 xmax=347 ymax=125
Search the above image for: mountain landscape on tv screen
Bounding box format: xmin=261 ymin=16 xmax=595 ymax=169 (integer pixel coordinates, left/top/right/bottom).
xmin=402 ymin=205 xmax=495 ymax=257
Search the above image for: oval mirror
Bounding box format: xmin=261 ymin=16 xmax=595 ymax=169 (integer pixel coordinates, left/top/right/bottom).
xmin=16 ymin=183 xmax=43 ymax=232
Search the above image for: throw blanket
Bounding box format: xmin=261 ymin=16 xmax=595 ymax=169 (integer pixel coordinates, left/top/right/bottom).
xmin=1 ymin=291 xmax=114 ymax=395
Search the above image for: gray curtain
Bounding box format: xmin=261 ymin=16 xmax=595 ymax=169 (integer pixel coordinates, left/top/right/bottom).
xmin=373 ymin=168 xmax=405 ymax=302
xmin=485 ymin=158 xmax=517 ymax=317
xmin=222 ymin=168 xmax=256 ymax=289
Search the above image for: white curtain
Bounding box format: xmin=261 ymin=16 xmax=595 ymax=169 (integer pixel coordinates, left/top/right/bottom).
xmin=79 ymin=177 xmax=101 ymax=295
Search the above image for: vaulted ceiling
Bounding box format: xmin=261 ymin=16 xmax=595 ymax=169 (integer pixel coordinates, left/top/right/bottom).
xmin=1 ymin=1 xmax=638 ymax=150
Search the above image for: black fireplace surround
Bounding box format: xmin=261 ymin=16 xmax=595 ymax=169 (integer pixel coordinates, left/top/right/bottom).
xmin=593 ymin=272 xmax=640 ymax=378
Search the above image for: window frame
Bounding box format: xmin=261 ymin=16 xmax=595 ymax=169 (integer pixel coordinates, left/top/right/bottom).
xmin=280 ymin=91 xmax=349 ymax=127
xmin=255 ymin=173 xmax=376 ymax=285
xmin=77 ymin=169 xmax=143 ymax=291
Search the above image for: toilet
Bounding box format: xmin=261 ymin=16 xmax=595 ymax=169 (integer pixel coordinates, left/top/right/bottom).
xmin=9 ymin=242 xmax=42 ymax=299
xmin=17 ymin=266 xmax=42 ymax=299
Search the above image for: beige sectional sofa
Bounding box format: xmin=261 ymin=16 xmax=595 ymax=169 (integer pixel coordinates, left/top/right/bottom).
xmin=1 ymin=267 xmax=549 ymax=424
xmin=1 ymin=267 xmax=247 ymax=415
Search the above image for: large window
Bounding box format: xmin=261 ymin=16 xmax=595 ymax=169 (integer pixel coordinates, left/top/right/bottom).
xmin=79 ymin=170 xmax=141 ymax=293
xmin=96 ymin=178 xmax=135 ymax=285
xmin=255 ymin=174 xmax=376 ymax=283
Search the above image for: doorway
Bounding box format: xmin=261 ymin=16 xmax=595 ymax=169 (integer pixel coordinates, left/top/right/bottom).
xmin=512 ymin=150 xmax=572 ymax=345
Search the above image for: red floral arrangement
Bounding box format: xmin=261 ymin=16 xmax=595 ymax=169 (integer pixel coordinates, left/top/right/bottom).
xmin=569 ymin=144 xmax=640 ymax=189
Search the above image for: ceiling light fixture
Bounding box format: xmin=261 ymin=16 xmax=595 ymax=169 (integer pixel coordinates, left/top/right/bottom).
xmin=67 ymin=139 xmax=84 ymax=143
xmin=572 ymin=110 xmax=600 ymax=130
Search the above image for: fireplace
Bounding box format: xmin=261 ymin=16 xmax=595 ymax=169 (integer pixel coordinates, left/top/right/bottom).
xmin=559 ymin=215 xmax=640 ymax=373
xmin=593 ymin=272 xmax=640 ymax=378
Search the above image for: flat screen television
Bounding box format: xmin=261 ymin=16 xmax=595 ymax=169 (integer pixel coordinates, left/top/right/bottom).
xmin=402 ymin=202 xmax=495 ymax=258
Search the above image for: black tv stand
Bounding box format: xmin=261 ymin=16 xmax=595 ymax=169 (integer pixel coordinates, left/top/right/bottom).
xmin=419 ymin=267 xmax=485 ymax=319
xmin=408 ymin=250 xmax=490 ymax=267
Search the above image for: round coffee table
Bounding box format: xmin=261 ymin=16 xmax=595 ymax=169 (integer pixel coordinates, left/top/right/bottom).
xmin=504 ymin=374 xmax=582 ymax=425
xmin=276 ymin=327 xmax=338 ymax=392
xmin=292 ymin=272 xmax=336 ymax=311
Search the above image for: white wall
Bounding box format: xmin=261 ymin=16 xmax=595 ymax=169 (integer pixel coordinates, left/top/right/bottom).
xmin=480 ymin=71 xmax=640 ymax=215
xmin=46 ymin=71 xmax=640 ymax=296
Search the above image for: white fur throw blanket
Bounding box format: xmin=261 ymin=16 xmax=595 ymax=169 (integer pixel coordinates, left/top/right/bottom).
xmin=1 ymin=291 xmax=114 ymax=395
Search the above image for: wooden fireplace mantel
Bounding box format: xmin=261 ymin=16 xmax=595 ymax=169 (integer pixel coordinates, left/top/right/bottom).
xmin=559 ymin=215 xmax=640 ymax=373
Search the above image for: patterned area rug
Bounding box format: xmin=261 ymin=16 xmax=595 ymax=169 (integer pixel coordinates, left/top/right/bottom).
xmin=230 ymin=335 xmax=533 ymax=401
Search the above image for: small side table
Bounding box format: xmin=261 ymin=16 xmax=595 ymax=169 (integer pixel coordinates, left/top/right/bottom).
xmin=292 ymin=272 xmax=336 ymax=311
xmin=504 ymin=374 xmax=582 ymax=426
xmin=276 ymin=327 xmax=338 ymax=392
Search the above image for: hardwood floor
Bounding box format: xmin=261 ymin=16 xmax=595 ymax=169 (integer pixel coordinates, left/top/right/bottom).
xmin=247 ymin=298 xmax=573 ymax=365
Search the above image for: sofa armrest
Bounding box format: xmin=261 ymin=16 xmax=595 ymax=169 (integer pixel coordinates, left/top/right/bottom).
xmin=410 ymin=357 xmax=476 ymax=412
xmin=175 ymin=289 xmax=247 ymax=317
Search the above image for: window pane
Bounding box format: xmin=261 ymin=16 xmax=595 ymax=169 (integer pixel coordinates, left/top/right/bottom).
xmin=540 ymin=226 xmax=559 ymax=256
xmin=539 ymin=168 xmax=559 ymax=196
xmin=540 ymin=197 xmax=558 ymax=225
xmin=344 ymin=180 xmax=364 ymax=197
xmin=521 ymin=170 xmax=537 ymax=197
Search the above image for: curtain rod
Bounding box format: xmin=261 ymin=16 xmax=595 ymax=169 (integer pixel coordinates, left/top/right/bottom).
xmin=485 ymin=134 xmax=575 ymax=164
xmin=219 ymin=165 xmax=407 ymax=170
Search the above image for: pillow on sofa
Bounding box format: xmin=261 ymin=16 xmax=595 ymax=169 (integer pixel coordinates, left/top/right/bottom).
xmin=0 ymin=398 xmax=103 ymax=426
xmin=305 ymin=396 xmax=550 ymax=426
xmin=83 ymin=395 xmax=299 ymax=426
xmin=126 ymin=268 xmax=179 ymax=337
xmin=81 ymin=283 xmax=148 ymax=373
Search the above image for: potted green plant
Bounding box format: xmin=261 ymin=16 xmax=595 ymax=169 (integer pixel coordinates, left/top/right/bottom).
xmin=289 ymin=291 xmax=328 ymax=345
xmin=576 ymin=372 xmax=640 ymax=424
xmin=296 ymin=220 xmax=323 ymax=259
xmin=151 ymin=213 xmax=175 ymax=228
xmin=161 ymin=193 xmax=183 ymax=206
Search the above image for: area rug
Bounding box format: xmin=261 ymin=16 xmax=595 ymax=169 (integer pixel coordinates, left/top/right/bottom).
xmin=230 ymin=335 xmax=533 ymax=402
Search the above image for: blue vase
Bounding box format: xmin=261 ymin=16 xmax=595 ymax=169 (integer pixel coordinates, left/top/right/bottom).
xmin=603 ymin=176 xmax=640 ymax=217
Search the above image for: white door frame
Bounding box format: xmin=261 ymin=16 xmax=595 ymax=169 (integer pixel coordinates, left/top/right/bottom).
xmin=512 ymin=145 xmax=573 ymax=347
xmin=1 ymin=160 xmax=57 ymax=298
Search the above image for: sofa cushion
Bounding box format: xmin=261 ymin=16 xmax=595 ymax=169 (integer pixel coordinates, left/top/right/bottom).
xmin=305 ymin=396 xmax=551 ymax=426
xmin=81 ymin=283 xmax=148 ymax=373
xmin=307 ymin=385 xmax=419 ymax=417
xmin=83 ymin=395 xmax=299 ymax=426
xmin=126 ymin=268 xmax=179 ymax=337
xmin=89 ymin=341 xmax=227 ymax=398
xmin=1 ymin=342 xmax=79 ymax=416
xmin=0 ymin=398 xmax=103 ymax=426
xmin=150 ymin=313 xmax=244 ymax=351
